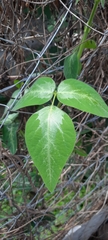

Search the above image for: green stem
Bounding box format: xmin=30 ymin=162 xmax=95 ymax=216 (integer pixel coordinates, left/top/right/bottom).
xmin=51 ymin=91 xmax=62 ymax=108
xmin=77 ymin=0 xmax=100 ymax=59
xmin=57 ymin=101 xmax=62 ymax=108
xmin=52 ymin=91 xmax=57 ymax=106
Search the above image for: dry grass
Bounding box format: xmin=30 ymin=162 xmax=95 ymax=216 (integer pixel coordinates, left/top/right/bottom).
xmin=0 ymin=0 xmax=108 ymax=239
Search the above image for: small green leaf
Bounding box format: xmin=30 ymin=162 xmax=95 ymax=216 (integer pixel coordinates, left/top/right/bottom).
xmin=74 ymin=148 xmax=87 ymax=157
xmin=100 ymin=0 xmax=105 ymax=8
xmin=47 ymin=24 xmax=55 ymax=32
xmin=25 ymin=106 xmax=76 ymax=192
xmin=0 ymin=95 xmax=8 ymax=103
xmin=14 ymin=79 xmax=23 ymax=89
xmin=1 ymin=89 xmax=21 ymax=120
xmin=64 ymin=52 xmax=80 ymax=79
xmin=1 ymin=113 xmax=19 ymax=125
xmin=57 ymin=79 xmax=108 ymax=117
xmin=2 ymin=120 xmax=20 ymax=154
xmin=75 ymin=0 xmax=79 ymax=4
xmin=83 ymin=40 xmax=97 ymax=49
xmin=13 ymin=77 xmax=56 ymax=111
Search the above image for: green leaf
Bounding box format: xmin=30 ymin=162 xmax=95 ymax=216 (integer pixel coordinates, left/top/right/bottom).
xmin=47 ymin=24 xmax=55 ymax=32
xmin=13 ymin=77 xmax=56 ymax=111
xmin=75 ymin=0 xmax=79 ymax=4
xmin=57 ymin=79 xmax=108 ymax=117
xmin=100 ymin=0 xmax=105 ymax=8
xmin=64 ymin=52 xmax=80 ymax=79
xmin=25 ymin=106 xmax=76 ymax=192
xmin=14 ymin=79 xmax=23 ymax=89
xmin=74 ymin=148 xmax=87 ymax=157
xmin=83 ymin=40 xmax=97 ymax=49
xmin=2 ymin=121 xmax=20 ymax=154
xmin=0 ymin=94 xmax=8 ymax=103
xmin=1 ymin=89 xmax=20 ymax=120
xmin=44 ymin=5 xmax=52 ymax=19
xmin=1 ymin=113 xmax=19 ymax=125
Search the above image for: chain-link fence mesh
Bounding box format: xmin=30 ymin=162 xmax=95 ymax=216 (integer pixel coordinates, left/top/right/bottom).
xmin=0 ymin=0 xmax=108 ymax=239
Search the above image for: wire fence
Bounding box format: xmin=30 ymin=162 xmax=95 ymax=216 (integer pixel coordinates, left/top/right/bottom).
xmin=0 ymin=0 xmax=108 ymax=239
